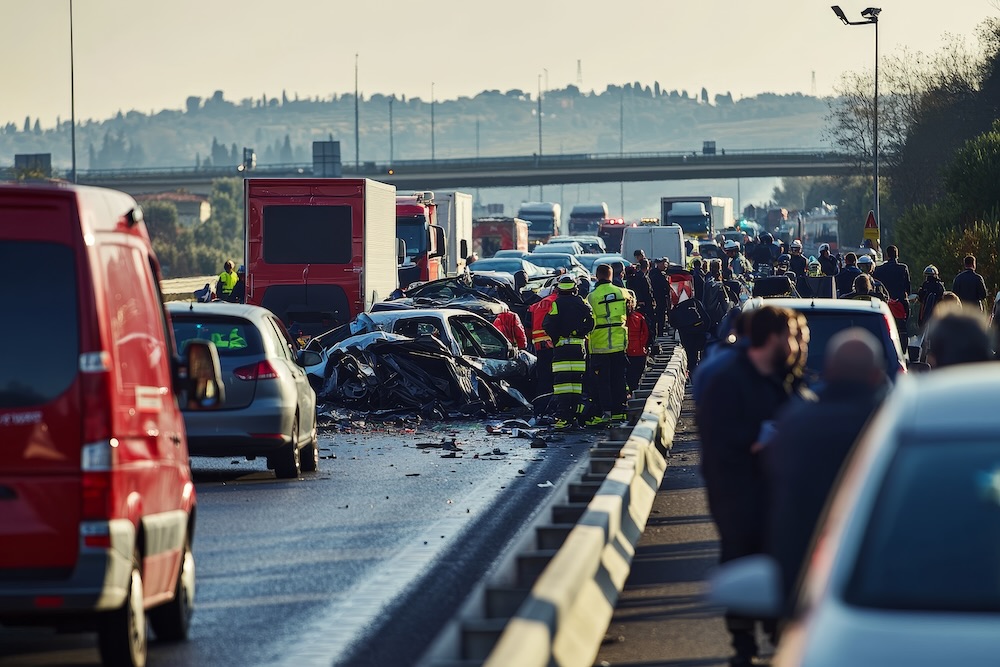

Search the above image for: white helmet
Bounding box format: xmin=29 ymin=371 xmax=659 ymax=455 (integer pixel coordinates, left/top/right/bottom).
xmin=818 ymin=243 xmax=831 ymax=253
xmin=790 ymin=239 xmax=803 ymax=249
xmin=724 ymin=240 xmax=740 ymax=251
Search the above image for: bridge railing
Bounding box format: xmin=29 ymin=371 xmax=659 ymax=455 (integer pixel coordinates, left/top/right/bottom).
xmin=62 ymin=147 xmax=852 ymax=182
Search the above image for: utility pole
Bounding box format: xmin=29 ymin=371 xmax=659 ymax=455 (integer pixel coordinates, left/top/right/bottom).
xmin=388 ymin=97 xmax=394 ymax=165
xmin=69 ymin=0 xmax=77 ymax=183
xmin=431 ymin=82 xmax=435 ymax=161
xmin=620 ymin=91 xmax=624 ymax=217
xmin=475 ymin=118 xmax=480 ymax=159
xmin=537 ymin=74 xmax=543 ymax=200
xmin=354 ymin=53 xmax=359 ymax=170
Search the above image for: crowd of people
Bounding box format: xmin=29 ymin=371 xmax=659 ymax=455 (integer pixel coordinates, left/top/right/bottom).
xmin=687 ymin=243 xmax=999 ymax=666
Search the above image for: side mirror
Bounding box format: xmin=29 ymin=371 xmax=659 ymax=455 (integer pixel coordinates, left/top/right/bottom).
xmin=181 ymin=339 xmax=224 ymax=409
xmin=431 ymin=225 xmax=447 ymax=258
xmin=297 ymin=349 xmax=324 ymax=368
xmin=396 ymin=238 xmax=406 ymax=265
xmin=706 ymin=554 xmax=783 ymax=618
xmin=460 ymin=239 xmax=469 ymax=259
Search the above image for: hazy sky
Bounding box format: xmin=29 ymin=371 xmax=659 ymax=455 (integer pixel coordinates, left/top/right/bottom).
xmin=3 ymin=0 xmax=995 ymax=128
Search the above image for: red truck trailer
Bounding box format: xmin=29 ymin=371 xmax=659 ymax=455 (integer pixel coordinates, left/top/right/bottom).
xmin=472 ymin=216 xmax=530 ymax=258
xmin=244 ymin=178 xmax=398 ymax=343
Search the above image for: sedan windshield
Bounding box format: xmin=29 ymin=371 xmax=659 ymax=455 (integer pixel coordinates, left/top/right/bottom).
xmin=845 ymin=439 xmax=1000 ymax=612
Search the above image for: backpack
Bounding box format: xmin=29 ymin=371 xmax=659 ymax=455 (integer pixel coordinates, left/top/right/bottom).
xmin=668 ymin=298 xmax=706 ymax=330
xmin=702 ymin=280 xmax=728 ymax=326
xmin=887 ymin=298 xmax=907 ymax=320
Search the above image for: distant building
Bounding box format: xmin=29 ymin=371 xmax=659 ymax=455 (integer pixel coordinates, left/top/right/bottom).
xmin=134 ymin=191 xmax=211 ymax=227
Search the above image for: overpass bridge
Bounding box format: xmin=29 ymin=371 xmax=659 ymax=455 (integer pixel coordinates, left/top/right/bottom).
xmin=70 ymin=148 xmax=858 ymax=196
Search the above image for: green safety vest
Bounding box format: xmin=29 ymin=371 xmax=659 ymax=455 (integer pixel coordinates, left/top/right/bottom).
xmin=587 ymin=282 xmax=628 ymax=353
xmin=218 ymin=270 xmax=238 ymax=295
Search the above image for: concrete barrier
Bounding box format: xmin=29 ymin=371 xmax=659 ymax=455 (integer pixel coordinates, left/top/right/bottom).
xmin=483 ymin=343 xmax=688 ymax=667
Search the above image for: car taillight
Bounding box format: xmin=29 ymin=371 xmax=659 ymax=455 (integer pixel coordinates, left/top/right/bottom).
xmin=81 ymin=440 xmax=113 ymax=520
xmin=234 ymin=360 xmax=279 ymax=381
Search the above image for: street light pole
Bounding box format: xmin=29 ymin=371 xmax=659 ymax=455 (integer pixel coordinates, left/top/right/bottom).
xmin=431 ymin=82 xmax=435 ymax=161
xmin=69 ymin=0 xmax=77 ymax=183
xmin=354 ymin=54 xmax=359 ymax=171
xmin=831 ymin=6 xmax=882 ymax=237
xmin=388 ymin=97 xmax=394 ymax=165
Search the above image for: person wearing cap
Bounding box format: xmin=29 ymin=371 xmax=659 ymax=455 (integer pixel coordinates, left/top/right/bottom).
xmin=856 ymin=254 xmax=888 ymax=301
xmin=788 ymin=239 xmax=807 ymax=278
xmin=586 ymin=263 xmax=631 ymax=427
xmin=228 ymin=264 xmax=246 ymax=303
xmin=543 ymin=275 xmax=595 ymax=429
xmin=216 ymin=259 xmax=238 ymax=300
xmin=818 ymin=243 xmax=839 ymax=278
xmin=648 ymin=257 xmax=672 ymax=338
xmin=723 ymin=240 xmax=751 ymax=279
xmin=917 ymin=264 xmax=946 ymax=329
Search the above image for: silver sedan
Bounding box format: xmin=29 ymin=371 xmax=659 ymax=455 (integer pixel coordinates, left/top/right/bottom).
xmin=168 ymin=302 xmax=319 ymax=479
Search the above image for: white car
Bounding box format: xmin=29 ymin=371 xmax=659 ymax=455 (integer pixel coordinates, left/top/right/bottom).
xmin=710 ymin=365 xmax=1000 ymax=667
xmin=305 ymin=308 xmax=535 ymax=385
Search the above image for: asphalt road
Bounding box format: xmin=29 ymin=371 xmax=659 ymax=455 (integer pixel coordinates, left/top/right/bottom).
xmin=0 ymin=418 xmax=596 ymax=667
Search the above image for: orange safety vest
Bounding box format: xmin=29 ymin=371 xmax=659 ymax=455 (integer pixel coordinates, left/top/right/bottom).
xmin=529 ymin=293 xmax=558 ymax=350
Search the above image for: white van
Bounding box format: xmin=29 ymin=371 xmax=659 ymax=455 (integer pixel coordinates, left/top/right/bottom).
xmin=621 ymin=225 xmax=686 ymax=266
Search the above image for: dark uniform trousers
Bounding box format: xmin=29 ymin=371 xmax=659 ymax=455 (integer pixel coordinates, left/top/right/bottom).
xmin=552 ymin=339 xmax=587 ymax=421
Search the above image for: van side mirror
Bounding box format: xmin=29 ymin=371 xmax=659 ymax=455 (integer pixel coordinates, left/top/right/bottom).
xmin=396 ymin=239 xmax=406 ymax=265
xmin=182 ymin=340 xmax=224 ymax=409
xmin=460 ymin=239 xmax=469 ymax=259
xmin=431 ymin=225 xmax=447 ymax=258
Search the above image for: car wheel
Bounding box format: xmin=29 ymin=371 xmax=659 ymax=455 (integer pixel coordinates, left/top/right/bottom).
xmin=98 ymin=550 xmax=147 ymax=667
xmin=272 ymin=415 xmax=301 ymax=479
xmin=148 ymin=533 xmax=195 ymax=641
xmin=300 ymin=423 xmax=319 ymax=473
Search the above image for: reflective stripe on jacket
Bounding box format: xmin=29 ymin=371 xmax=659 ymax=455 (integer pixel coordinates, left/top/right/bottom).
xmin=587 ymin=281 xmax=628 ymax=353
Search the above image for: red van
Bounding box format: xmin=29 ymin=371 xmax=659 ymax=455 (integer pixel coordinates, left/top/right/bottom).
xmin=0 ymin=182 xmax=223 ymax=667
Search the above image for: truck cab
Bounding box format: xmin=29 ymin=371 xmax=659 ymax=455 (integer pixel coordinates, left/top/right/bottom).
xmin=396 ymin=192 xmax=447 ymax=289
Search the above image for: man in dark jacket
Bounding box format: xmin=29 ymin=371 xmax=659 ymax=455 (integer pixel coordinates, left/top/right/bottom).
xmin=648 ymin=257 xmax=672 ymax=337
xmin=626 ymin=259 xmax=656 ymax=344
xmin=835 ymin=252 xmax=862 ymax=297
xmin=873 ymin=244 xmax=912 ymax=337
xmin=951 ymin=254 xmax=988 ymax=311
xmin=696 ymin=305 xmax=802 ymax=667
xmin=764 ymin=328 xmax=888 ymax=616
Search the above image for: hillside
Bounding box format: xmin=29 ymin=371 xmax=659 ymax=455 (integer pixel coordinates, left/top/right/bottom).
xmin=0 ymin=84 xmax=834 ymax=218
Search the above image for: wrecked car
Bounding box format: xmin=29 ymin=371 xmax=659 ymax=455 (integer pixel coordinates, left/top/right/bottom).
xmin=302 ymin=311 xmax=536 ymax=415
xmin=377 ymin=273 xmax=517 ymax=319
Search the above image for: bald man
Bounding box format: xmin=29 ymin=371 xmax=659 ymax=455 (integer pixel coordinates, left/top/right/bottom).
xmin=764 ymin=327 xmax=890 ymax=617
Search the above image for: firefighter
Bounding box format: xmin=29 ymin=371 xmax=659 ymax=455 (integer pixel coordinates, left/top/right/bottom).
xmin=586 ymin=262 xmax=631 ymax=426
xmin=543 ymin=275 xmax=595 ymax=429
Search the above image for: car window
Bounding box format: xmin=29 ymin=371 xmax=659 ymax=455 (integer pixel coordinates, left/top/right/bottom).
xmin=393 ymin=317 xmax=443 ymax=340
xmin=452 ymin=316 xmax=509 ymax=359
xmin=845 ymin=439 xmax=1000 ymax=612
xmin=799 ymin=311 xmax=893 ymax=376
xmin=172 ymin=316 xmax=263 ymax=356
xmin=0 ymin=241 xmax=79 ymax=408
xmin=266 ymin=316 xmax=297 ymax=361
